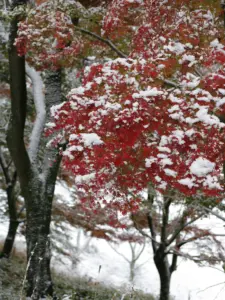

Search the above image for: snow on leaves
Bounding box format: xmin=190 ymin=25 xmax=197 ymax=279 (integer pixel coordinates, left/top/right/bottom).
xmin=46 ymin=0 xmax=225 ymax=214
xmin=15 ymin=0 xmax=84 ymax=70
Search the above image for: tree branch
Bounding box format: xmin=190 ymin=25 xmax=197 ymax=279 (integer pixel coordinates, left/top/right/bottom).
xmin=200 ymin=206 xmax=225 ymax=222
xmin=7 ymin=4 xmax=31 ymax=190
xmin=73 ymin=26 xmax=127 ymax=58
xmin=132 ymin=240 xmax=146 ymax=262
xmin=176 ymin=232 xmax=219 ymax=248
xmin=161 ymin=197 xmax=171 ymax=245
xmin=147 ymin=190 xmax=157 ymax=254
xmin=167 ymin=210 xmax=204 ymax=246
xmin=170 ymin=252 xmax=178 ymax=274
xmin=108 ymin=242 xmax=130 ymax=263
xmin=163 ymin=79 xmax=180 ymax=88
xmin=132 ymin=216 xmax=161 ymax=249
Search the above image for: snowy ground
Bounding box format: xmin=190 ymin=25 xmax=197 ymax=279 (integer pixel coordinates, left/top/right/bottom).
xmin=54 ymin=183 xmax=225 ymax=300
xmin=1 ymin=223 xmax=225 ymax=300
xmin=54 ymin=229 xmax=225 ymax=300
xmin=1 ymin=183 xmax=225 ymax=300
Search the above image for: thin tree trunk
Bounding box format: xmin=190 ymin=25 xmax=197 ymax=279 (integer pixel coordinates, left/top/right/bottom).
xmin=130 ymin=260 xmax=135 ymax=283
xmin=153 ymin=198 xmax=172 ymax=300
xmin=1 ymin=220 xmax=19 ymax=258
xmin=0 ymin=149 xmax=20 ymax=258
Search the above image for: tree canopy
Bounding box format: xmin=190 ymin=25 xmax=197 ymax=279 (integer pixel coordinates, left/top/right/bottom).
xmin=35 ymin=0 xmax=225 ymax=216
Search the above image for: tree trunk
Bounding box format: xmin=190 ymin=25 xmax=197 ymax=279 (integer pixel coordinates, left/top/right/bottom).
xmin=154 ymin=246 xmax=171 ymax=300
xmin=0 ymin=151 xmax=19 ymax=259
xmin=25 ymin=182 xmax=54 ymax=298
xmin=158 ymin=272 xmax=171 ymax=300
xmin=0 ymin=220 xmax=19 ymax=258
xmin=25 ymin=70 xmax=62 ymax=299
xmin=130 ymin=260 xmax=135 ymax=283
xmin=7 ymin=1 xmax=62 ymax=297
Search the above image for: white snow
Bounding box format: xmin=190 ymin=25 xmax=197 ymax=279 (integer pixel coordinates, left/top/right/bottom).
xmin=179 ymin=54 xmax=196 ymax=67
xmin=218 ymin=89 xmax=225 ymax=95
xmin=69 ymin=133 xmax=104 ymax=147
xmin=81 ymin=133 xmax=104 ymax=146
xmin=190 ymin=157 xmax=215 ymax=177
xmin=145 ymin=157 xmax=157 ymax=168
xmin=26 ymin=63 xmax=46 ymax=163
xmin=63 ymin=145 xmax=84 ymax=159
xmin=178 ymin=177 xmax=195 ymax=189
xmin=196 ymin=107 xmax=221 ymax=126
xmin=75 ymin=173 xmax=96 ymax=184
xmin=1 ymin=184 xmax=225 ymax=300
xmin=164 ymin=168 xmax=177 ymax=177
xmin=133 ymin=87 xmax=164 ymax=98
xmin=185 ymin=128 xmax=195 ymax=137
xmin=157 ymin=146 xmax=171 ymax=153
xmin=203 ymin=175 xmax=222 ymax=190
xmin=164 ymin=42 xmax=186 ymax=55
xmin=159 ymin=158 xmax=173 ymax=167
xmin=210 ymin=39 xmax=224 ymax=49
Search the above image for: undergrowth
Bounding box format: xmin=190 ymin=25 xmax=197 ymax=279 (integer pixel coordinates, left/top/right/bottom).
xmin=0 ymin=249 xmax=156 ymax=300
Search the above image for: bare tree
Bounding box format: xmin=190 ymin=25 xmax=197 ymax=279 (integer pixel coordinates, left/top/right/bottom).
xmin=109 ymin=239 xmax=146 ymax=284
xmin=132 ymin=189 xmax=225 ymax=300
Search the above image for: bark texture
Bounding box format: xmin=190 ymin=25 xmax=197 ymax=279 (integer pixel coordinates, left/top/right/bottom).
xmin=0 ymin=149 xmax=19 ymax=258
xmin=154 ymin=246 xmax=171 ymax=300
xmin=7 ymin=1 xmax=62 ymax=298
xmin=26 ymin=71 xmax=62 ymax=299
xmin=146 ymin=195 xmax=177 ymax=300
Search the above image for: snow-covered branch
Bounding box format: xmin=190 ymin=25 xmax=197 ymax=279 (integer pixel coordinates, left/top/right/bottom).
xmin=26 ymin=63 xmax=46 ymax=163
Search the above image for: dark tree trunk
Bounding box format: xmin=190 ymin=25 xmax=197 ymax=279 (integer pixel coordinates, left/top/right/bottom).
xmin=0 ymin=150 xmax=20 ymax=258
xmin=7 ymin=1 xmax=62 ymax=298
xmin=1 ymin=220 xmax=19 ymax=258
xmin=25 ymin=183 xmax=54 ymax=298
xmin=159 ymin=271 xmax=171 ymax=300
xmin=154 ymin=246 xmax=171 ymax=300
xmin=24 ymin=71 xmax=62 ymax=299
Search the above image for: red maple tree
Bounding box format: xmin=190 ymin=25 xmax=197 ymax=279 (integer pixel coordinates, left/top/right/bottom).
xmin=45 ymin=0 xmax=225 ymax=214
xmin=14 ymin=1 xmax=225 ymax=299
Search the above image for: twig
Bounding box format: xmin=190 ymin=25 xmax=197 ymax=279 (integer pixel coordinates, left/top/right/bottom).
xmin=108 ymin=242 xmax=130 ymax=263
xmin=197 ymin=281 xmax=225 ymax=294
xmin=213 ymin=284 xmax=225 ymax=300
xmin=163 ymin=79 xmax=181 ymax=88
xmin=200 ymin=206 xmax=225 ymax=222
xmin=167 ymin=212 xmax=204 ymax=246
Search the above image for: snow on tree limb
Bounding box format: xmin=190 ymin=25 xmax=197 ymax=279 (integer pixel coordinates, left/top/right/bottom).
xmin=26 ymin=63 xmax=46 ymax=163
